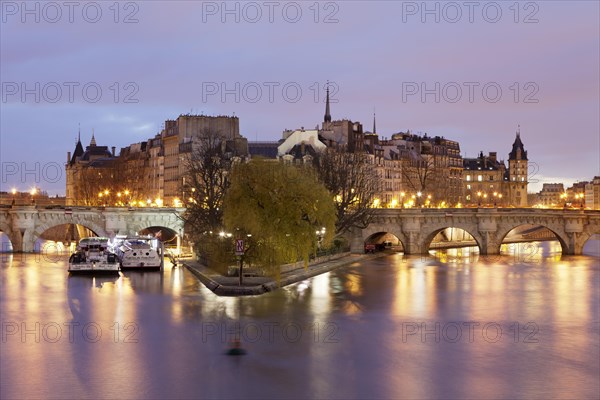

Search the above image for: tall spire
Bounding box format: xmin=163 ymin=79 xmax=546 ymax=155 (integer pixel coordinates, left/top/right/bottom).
xmin=373 ymin=110 xmax=377 ymax=134
xmin=90 ymin=129 xmax=96 ymax=146
xmin=77 ymin=123 xmax=81 ymax=143
xmin=516 ymin=124 xmax=520 ymax=138
xmin=324 ymin=81 xmax=331 ymax=123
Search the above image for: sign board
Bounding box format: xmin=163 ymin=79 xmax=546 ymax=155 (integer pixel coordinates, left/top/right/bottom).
xmin=235 ymin=239 xmax=244 ymax=256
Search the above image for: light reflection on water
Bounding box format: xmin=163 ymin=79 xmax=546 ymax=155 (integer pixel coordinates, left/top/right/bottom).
xmin=1 ymin=240 xmax=599 ymax=400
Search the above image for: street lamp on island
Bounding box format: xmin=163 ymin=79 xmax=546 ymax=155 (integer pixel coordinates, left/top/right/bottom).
xmin=316 ymin=227 xmax=326 ymax=250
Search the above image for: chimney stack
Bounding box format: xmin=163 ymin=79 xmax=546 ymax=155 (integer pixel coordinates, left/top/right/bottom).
xmin=111 ymin=146 xmax=116 ymax=156
xmin=67 ymin=151 xmax=71 ymax=162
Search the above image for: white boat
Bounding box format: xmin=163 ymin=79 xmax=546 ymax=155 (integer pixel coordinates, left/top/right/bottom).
xmin=68 ymin=237 xmax=120 ymax=273
xmin=115 ymin=236 xmax=163 ymax=270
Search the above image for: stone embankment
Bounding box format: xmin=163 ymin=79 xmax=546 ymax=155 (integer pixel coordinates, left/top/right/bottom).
xmin=182 ymin=252 xmax=381 ymax=296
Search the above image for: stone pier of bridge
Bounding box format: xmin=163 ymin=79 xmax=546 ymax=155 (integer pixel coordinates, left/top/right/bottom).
xmin=346 ymin=208 xmax=600 ymax=256
xmin=0 ymin=206 xmax=185 ymax=252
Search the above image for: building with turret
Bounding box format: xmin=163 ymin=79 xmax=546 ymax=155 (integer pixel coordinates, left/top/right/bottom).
xmin=507 ymin=128 xmax=529 ymax=207
xmin=66 ymin=132 xmax=117 ymax=205
xmin=66 ymin=114 xmax=248 ymax=207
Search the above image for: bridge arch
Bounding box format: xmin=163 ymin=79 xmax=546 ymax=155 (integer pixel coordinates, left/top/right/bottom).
xmin=31 ymin=220 xmax=108 ymax=253
xmin=364 ymin=231 xmax=406 ymax=252
xmin=0 ymin=221 xmax=15 ymax=252
xmin=495 ymin=223 xmax=569 ymax=255
xmin=420 ymin=224 xmax=484 ymax=254
xmin=361 ymin=225 xmax=407 ymax=252
xmin=577 ymin=232 xmax=600 ymax=255
xmin=138 ymin=226 xmax=179 ymax=245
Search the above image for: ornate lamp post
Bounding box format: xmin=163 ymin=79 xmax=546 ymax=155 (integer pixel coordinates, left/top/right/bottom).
xmin=11 ymin=188 xmax=16 ymax=206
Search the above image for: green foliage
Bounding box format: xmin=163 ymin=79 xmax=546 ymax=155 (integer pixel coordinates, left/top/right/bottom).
xmin=195 ymin=234 xmax=236 ymax=275
xmin=223 ymin=160 xmax=337 ymax=275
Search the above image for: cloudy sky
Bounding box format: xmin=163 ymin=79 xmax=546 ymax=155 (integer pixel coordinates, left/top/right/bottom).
xmin=1 ymin=1 xmax=598 ymax=195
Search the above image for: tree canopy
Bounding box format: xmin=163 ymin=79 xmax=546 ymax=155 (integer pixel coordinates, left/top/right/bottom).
xmin=223 ymin=159 xmax=336 ymax=274
xmin=181 ymin=130 xmax=233 ymax=237
xmin=316 ymin=148 xmax=381 ymax=234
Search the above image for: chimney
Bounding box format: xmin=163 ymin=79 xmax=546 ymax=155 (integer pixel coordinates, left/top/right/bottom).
xmin=111 ymin=146 xmax=116 ymax=156
xmin=67 ymin=151 xmax=71 ymax=162
xmin=489 ymin=152 xmax=497 ymax=163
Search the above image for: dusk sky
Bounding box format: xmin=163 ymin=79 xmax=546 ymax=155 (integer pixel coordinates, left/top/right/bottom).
xmin=1 ymin=0 xmax=598 ymax=195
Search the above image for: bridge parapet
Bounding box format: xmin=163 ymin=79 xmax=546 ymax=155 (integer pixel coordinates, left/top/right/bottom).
xmin=0 ymin=206 xmax=186 ymax=252
xmin=352 ymin=208 xmax=600 ymax=256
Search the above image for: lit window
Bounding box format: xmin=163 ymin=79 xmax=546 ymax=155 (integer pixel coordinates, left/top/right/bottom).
xmin=467 ymin=184 xmax=471 ymax=190
xmin=466 ymin=175 xmax=471 ymax=181
xmin=477 ymin=175 xmax=483 ymax=182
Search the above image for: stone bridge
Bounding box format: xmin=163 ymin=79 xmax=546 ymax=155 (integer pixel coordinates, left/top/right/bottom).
xmin=0 ymin=205 xmax=186 ymax=252
xmin=348 ymin=208 xmax=600 ymax=255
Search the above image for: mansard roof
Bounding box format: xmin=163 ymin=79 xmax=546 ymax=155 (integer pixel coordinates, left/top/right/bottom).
xmin=81 ymin=145 xmax=113 ymax=161
xmin=463 ymin=156 xmax=505 ymax=171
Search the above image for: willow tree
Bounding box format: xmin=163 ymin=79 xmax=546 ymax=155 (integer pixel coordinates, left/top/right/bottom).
xmin=223 ymin=159 xmax=336 ymax=279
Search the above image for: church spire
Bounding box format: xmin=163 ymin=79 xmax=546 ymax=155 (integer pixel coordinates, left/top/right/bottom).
xmin=77 ymin=123 xmax=81 ymax=144
xmin=324 ymin=81 xmax=331 ymax=123
xmin=517 ymin=124 xmax=520 ymax=138
xmin=373 ymin=110 xmax=377 ymax=134
xmin=90 ymin=129 xmax=96 ymax=146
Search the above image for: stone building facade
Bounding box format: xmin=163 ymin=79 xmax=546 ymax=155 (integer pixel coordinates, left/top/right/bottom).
xmin=66 ymin=115 xmax=247 ymax=207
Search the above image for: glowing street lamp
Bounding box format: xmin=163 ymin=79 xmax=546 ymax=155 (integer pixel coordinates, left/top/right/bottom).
xmin=11 ymin=188 xmax=16 ymax=205
xmin=29 ymin=188 xmax=37 ymax=205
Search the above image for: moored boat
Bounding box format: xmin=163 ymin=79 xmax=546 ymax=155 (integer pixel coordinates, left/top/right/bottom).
xmin=68 ymin=237 xmax=120 ymax=273
xmin=115 ymin=236 xmax=163 ymax=270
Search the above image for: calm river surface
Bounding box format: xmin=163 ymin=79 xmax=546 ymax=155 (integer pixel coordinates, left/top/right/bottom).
xmin=1 ymin=240 xmax=599 ymax=400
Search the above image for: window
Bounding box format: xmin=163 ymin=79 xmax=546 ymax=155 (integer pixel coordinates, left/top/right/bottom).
xmin=467 ymin=184 xmax=471 ymax=190
xmin=477 ymin=175 xmax=483 ymax=182
xmin=521 ymin=177 xmax=525 ymax=182
xmin=466 ymin=175 xmax=471 ymax=181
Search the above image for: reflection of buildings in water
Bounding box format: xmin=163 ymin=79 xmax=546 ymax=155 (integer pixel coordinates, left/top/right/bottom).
xmin=339 ymin=271 xmax=363 ymax=315
xmin=65 ymin=273 xmax=148 ymax=395
xmin=429 ymin=246 xmax=479 ymax=264
xmin=120 ymin=271 xmax=164 ymax=294
xmin=67 ymin=274 xmax=121 ymax=320
xmin=500 ymin=240 xmax=562 ymax=263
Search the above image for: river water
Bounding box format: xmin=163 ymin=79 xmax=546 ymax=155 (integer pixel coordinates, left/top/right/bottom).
xmin=1 ymin=240 xmax=599 ymax=399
